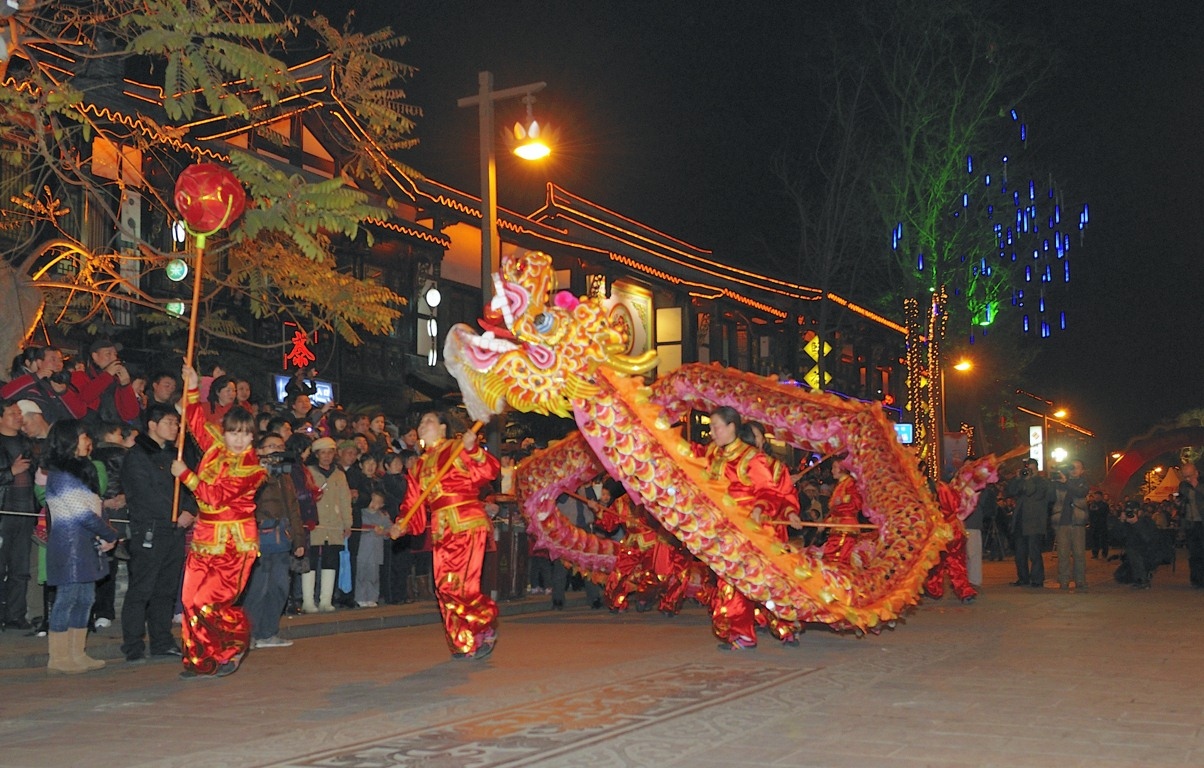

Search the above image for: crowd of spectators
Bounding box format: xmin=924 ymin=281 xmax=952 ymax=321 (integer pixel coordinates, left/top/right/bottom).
xmin=0 ymin=340 xmax=435 ymax=664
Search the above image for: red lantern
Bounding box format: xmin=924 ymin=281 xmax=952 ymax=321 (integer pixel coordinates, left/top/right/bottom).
xmin=173 ymin=163 xmax=246 ymax=233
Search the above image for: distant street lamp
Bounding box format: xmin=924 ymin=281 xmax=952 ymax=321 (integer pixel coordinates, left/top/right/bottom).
xmin=1015 ymin=392 xmax=1094 ymax=471
xmin=458 ymin=72 xmax=549 ymax=306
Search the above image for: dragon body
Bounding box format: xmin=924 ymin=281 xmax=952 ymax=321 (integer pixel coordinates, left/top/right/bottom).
xmin=446 ymin=251 xmax=954 ymax=632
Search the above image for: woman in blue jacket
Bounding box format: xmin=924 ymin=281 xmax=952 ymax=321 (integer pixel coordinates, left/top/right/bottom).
xmin=43 ymin=419 xmax=118 ymax=674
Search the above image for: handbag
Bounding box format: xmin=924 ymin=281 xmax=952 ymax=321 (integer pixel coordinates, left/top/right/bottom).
xmin=258 ymin=519 xmax=292 ymax=555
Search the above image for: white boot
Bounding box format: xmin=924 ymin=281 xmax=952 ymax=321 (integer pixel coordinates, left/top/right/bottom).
xmin=301 ymin=571 xmax=319 ymax=614
xmin=318 ymin=569 xmax=337 ymax=612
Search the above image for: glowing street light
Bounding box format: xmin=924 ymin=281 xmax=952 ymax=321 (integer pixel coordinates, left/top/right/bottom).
xmin=508 ymin=93 xmax=554 ymax=160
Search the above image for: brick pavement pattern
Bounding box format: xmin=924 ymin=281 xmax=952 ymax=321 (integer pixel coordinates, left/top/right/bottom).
xmin=1 ymin=557 xmax=1201 ymax=767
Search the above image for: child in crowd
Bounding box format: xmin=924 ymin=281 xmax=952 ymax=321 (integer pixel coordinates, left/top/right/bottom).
xmin=355 ymin=489 xmax=390 ymax=607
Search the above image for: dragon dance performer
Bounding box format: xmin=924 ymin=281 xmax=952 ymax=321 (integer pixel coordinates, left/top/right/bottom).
xmin=393 ymin=411 xmax=499 ymax=660
xmin=923 ymin=480 xmax=977 ymax=603
xmin=171 ymin=364 xmax=266 ymax=679
xmin=740 ymin=421 xmax=804 ymax=646
xmin=593 ymin=487 xmax=697 ymax=614
xmin=698 ymin=407 xmax=800 ymax=651
xmin=822 ymin=458 xmax=864 ymax=566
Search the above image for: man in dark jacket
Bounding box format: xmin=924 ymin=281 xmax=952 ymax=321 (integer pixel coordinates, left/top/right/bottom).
xmin=0 ymin=399 xmax=36 ymax=630
xmin=1178 ymin=462 xmax=1204 ymax=588
xmin=1006 ymin=459 xmax=1052 ymax=588
xmin=119 ymin=403 xmax=196 ymax=662
xmin=244 ymin=433 xmax=305 ymax=648
xmin=89 ymin=422 xmax=129 ymax=629
xmin=1115 ymin=503 xmax=1173 ymax=588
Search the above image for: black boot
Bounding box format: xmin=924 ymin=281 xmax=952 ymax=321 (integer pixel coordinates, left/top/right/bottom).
xmin=30 ymin=585 xmax=54 ymax=637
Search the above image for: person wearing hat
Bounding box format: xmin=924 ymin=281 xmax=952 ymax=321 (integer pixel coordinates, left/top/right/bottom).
xmin=70 ymin=339 xmax=140 ymax=423
xmin=17 ymin=399 xmax=51 ymax=441
xmin=303 ymin=436 xmax=351 ymax=613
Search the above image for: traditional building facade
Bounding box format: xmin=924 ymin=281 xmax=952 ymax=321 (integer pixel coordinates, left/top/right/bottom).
xmin=3 ymin=46 xmax=910 ymax=427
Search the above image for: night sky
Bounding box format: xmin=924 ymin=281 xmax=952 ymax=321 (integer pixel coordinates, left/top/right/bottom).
xmin=293 ymin=0 xmax=1204 ymax=449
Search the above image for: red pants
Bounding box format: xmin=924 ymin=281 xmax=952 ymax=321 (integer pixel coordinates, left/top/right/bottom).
xmin=180 ymin=548 xmax=256 ymax=674
xmin=433 ymin=528 xmax=498 ymax=655
xmin=711 ymin=578 xmax=756 ymax=646
xmin=924 ymin=530 xmax=976 ymax=600
xmin=823 ymin=531 xmax=859 ymax=565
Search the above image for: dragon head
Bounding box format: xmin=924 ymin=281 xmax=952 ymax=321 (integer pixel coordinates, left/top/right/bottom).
xmin=445 ymin=250 xmax=658 ymax=422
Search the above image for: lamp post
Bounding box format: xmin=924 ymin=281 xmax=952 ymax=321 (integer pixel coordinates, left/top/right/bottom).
xmin=933 ymin=358 xmax=972 ymax=480
xmin=458 ymin=72 xmax=547 ymax=306
xmin=1015 ymin=399 xmax=1093 ymax=472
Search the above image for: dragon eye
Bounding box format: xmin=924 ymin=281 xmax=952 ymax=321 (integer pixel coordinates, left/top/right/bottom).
xmin=533 ymin=312 xmax=555 ymax=333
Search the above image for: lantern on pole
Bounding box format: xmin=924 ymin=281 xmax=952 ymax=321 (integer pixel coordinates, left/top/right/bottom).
xmin=170 ymin=163 xmax=246 ymax=521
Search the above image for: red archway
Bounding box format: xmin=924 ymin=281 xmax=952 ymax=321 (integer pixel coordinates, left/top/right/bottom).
xmin=1101 ymin=426 xmax=1204 ymax=500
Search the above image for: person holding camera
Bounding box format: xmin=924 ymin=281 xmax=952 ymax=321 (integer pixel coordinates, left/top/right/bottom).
xmin=71 ymin=338 xmax=142 ymax=424
xmin=1006 ymin=458 xmax=1052 ymax=588
xmin=1050 ymin=460 xmax=1091 ymax=591
xmin=242 ymin=433 xmax=305 ymax=648
xmin=1114 ymin=502 xmax=1171 ymax=588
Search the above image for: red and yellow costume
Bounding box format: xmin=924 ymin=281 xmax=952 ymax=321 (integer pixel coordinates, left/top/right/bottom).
xmin=822 ymin=473 xmax=864 ymax=566
xmin=752 ymin=452 xmax=804 ymax=643
xmin=596 ymin=495 xmax=695 ymax=613
xmin=699 ymin=440 xmax=799 ymax=648
xmin=923 ymin=482 xmax=976 ymax=601
xmin=176 ymin=387 xmax=266 ymax=675
xmin=402 ymin=438 xmax=499 ymax=656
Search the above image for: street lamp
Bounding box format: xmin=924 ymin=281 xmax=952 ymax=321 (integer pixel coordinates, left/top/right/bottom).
xmin=1015 ymin=396 xmax=1094 ymax=472
xmin=458 ymin=72 xmax=549 ymax=306
xmin=934 ymin=358 xmax=973 ymax=480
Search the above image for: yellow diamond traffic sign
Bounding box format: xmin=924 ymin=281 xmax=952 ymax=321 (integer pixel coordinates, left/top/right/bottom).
xmin=803 ymin=366 xmax=832 ymax=389
xmin=803 ymin=337 xmax=832 ymax=361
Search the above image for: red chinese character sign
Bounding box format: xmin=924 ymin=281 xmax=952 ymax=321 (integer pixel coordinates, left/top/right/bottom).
xmin=285 ymin=328 xmax=317 ymax=369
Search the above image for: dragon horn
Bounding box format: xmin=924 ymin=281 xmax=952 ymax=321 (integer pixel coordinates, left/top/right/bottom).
xmin=606 ymin=348 xmax=660 ymax=375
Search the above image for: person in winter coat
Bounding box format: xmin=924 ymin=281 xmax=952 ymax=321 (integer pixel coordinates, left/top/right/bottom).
xmin=304 ymin=437 xmax=351 ymax=613
xmin=1006 ymin=459 xmax=1052 ymax=588
xmin=42 ymin=419 xmax=118 ymax=674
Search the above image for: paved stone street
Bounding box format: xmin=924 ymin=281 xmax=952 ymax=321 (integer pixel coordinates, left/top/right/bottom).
xmin=1 ymin=555 xmax=1201 ymax=767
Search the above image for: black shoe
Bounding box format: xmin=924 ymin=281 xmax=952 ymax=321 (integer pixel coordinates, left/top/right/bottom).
xmin=151 ymin=647 xmax=183 ymax=658
xmin=474 ymin=642 xmax=495 ymax=660
xmin=5 ymin=618 xmax=32 ymax=631
xmin=214 ymin=660 xmax=239 ymax=677
xmin=590 ymin=599 xmax=603 ymax=610
xmin=1008 ymin=581 xmax=1026 ymax=587
xmin=551 ymin=600 xmax=564 ymax=610
xmin=125 ymin=652 xmax=147 ymax=664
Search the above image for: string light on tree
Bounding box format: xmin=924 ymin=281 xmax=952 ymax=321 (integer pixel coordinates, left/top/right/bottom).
xmin=889 ymin=109 xmax=1089 ymax=342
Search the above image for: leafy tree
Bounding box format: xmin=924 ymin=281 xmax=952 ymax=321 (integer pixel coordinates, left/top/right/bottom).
xmin=0 ymin=0 xmax=420 ymax=363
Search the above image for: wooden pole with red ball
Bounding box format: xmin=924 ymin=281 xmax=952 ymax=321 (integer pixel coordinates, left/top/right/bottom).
xmin=170 ymin=163 xmax=247 ymax=522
